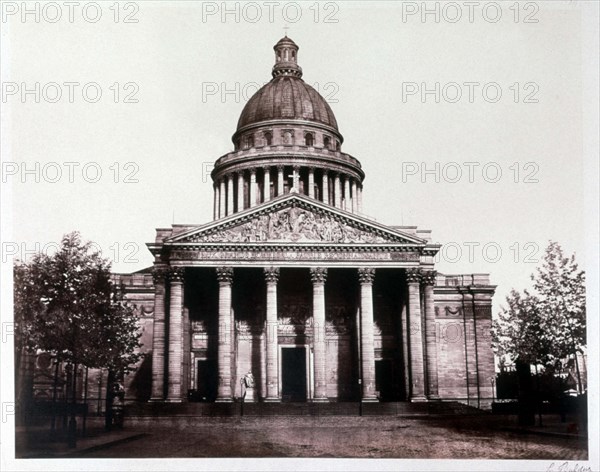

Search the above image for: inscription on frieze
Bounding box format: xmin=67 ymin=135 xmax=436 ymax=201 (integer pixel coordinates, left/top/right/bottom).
xmin=171 ymin=249 xmax=419 ymax=262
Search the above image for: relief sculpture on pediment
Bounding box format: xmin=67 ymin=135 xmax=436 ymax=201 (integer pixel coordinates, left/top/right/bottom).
xmin=191 ymin=207 xmax=392 ymax=244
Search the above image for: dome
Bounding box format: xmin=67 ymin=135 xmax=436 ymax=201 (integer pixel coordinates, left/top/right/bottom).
xmin=236 ymin=76 xmax=339 ymax=131
xmin=235 ymin=36 xmax=339 ymax=133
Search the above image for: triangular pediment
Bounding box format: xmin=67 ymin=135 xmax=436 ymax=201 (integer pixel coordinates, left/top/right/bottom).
xmin=166 ymin=193 xmax=426 ymax=247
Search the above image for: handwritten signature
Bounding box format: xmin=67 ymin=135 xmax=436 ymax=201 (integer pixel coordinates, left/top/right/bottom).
xmin=547 ymin=462 xmax=592 ymax=472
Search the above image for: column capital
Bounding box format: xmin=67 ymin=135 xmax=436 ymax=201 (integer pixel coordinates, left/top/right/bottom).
xmin=168 ymin=267 xmax=185 ymax=283
xmin=237 ymin=170 xmax=246 ymax=177
xmin=276 ymin=165 xmax=285 ymax=172
xmin=309 ymin=267 xmax=328 ymax=284
xmin=406 ymin=268 xmax=422 ymax=284
xmin=421 ymin=270 xmax=437 ymax=286
xmin=152 ymin=265 xmax=169 ymax=284
xmin=216 ymin=267 xmax=234 ymax=284
xmin=263 ymin=266 xmax=280 ymax=283
xmin=250 ymin=168 xmax=256 ymax=176
xmin=358 ymin=267 xmax=376 ymax=284
xmin=322 ymin=169 xmax=329 ymax=176
xmin=263 ymin=165 xmax=271 ymax=172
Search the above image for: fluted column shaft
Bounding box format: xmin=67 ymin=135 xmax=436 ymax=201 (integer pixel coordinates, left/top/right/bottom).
xmin=237 ymin=172 xmax=244 ymax=212
xmin=167 ymin=268 xmax=184 ymax=402
xmin=322 ymin=171 xmax=329 ymax=204
xmin=334 ymin=174 xmax=341 ymax=208
xmin=310 ymin=268 xmax=328 ymax=401
xmin=293 ymin=166 xmax=300 ymax=192
xmin=277 ymin=166 xmax=284 ymax=196
xmin=357 ymin=185 xmax=363 ymax=213
xmin=422 ymin=271 xmax=439 ymax=399
xmin=150 ymin=267 xmax=167 ymax=401
xmin=250 ymin=170 xmax=257 ymax=208
xmin=219 ymin=179 xmax=226 ymax=218
xmin=308 ymin=168 xmax=315 ymax=199
xmin=227 ymin=174 xmax=234 ymax=216
xmin=216 ymin=267 xmax=234 ymax=402
xmin=264 ymin=267 xmax=280 ymax=402
xmin=263 ymin=167 xmax=271 ymax=202
xmin=344 ymin=176 xmax=351 ymax=211
xmin=213 ymin=185 xmax=218 ymax=220
xmin=351 ymin=180 xmax=358 ymax=213
xmin=358 ymin=268 xmax=378 ymax=402
xmin=407 ymin=268 xmax=427 ymax=401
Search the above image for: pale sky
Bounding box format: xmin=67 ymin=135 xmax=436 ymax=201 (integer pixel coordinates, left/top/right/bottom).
xmin=1 ymin=1 xmax=599 ymax=471
xmin=2 ymin=1 xmax=598 ymax=318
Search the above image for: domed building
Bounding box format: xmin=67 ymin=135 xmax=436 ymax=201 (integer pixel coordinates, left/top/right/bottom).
xmin=114 ymin=37 xmax=496 ymax=408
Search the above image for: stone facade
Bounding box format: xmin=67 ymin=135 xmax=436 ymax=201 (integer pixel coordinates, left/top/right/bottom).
xmin=114 ymin=37 xmax=496 ymax=406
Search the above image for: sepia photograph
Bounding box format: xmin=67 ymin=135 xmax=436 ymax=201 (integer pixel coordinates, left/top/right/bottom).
xmin=1 ymin=1 xmax=598 ymax=471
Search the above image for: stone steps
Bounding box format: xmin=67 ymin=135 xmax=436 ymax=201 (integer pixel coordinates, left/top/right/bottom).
xmin=124 ymin=401 xmax=487 ymax=418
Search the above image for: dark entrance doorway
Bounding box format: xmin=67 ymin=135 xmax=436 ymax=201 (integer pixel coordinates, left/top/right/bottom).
xmin=195 ymin=359 xmax=217 ymax=402
xmin=281 ymin=347 xmax=307 ymax=401
xmin=375 ymin=359 xmax=394 ymax=401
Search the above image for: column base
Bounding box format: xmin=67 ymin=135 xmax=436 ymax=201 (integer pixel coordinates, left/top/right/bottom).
xmin=361 ymin=397 xmax=379 ymax=403
xmin=215 ymin=397 xmax=233 ymax=403
xmin=165 ymin=398 xmax=183 ymax=403
xmin=312 ymin=397 xmax=329 ymax=403
xmin=264 ymin=397 xmax=281 ymax=403
xmin=148 ymin=397 xmax=165 ymax=403
xmin=427 ymin=395 xmax=441 ymax=401
xmin=410 ymin=395 xmax=428 ymax=402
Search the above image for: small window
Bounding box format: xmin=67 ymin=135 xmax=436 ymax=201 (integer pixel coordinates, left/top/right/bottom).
xmin=335 ymin=141 xmax=340 ymax=151
xmin=264 ymin=131 xmax=272 ymax=146
xmin=246 ymin=134 xmax=254 ymax=149
xmin=305 ymin=133 xmax=314 ymax=147
xmin=323 ymin=136 xmax=331 ymax=149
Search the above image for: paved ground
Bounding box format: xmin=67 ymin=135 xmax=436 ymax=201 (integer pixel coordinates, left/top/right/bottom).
xmin=74 ymin=415 xmax=588 ymax=459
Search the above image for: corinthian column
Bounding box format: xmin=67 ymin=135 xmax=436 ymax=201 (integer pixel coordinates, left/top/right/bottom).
xmin=219 ymin=179 xmax=226 ymax=218
xmin=227 ymin=174 xmax=234 ymax=216
xmin=322 ymin=171 xmax=329 ymax=204
xmin=150 ymin=266 xmax=168 ymax=401
xmin=351 ymin=179 xmax=358 ymax=213
xmin=166 ymin=267 xmax=184 ymax=402
xmin=216 ymin=267 xmax=234 ymax=402
xmin=237 ymin=171 xmax=244 ymax=212
xmin=264 ymin=267 xmax=280 ymax=402
xmin=344 ymin=176 xmax=351 ymax=211
xmin=334 ymin=174 xmax=341 ymax=208
xmin=310 ymin=267 xmax=328 ymax=402
xmin=407 ymin=268 xmax=427 ymax=401
xmin=308 ymin=167 xmax=315 ymax=199
xmin=358 ymin=268 xmax=378 ymax=402
xmin=277 ymin=166 xmax=284 ymax=196
xmin=422 ymin=270 xmax=439 ymax=399
xmin=263 ymin=166 xmax=271 ymax=202
xmin=250 ymin=170 xmax=257 ymax=208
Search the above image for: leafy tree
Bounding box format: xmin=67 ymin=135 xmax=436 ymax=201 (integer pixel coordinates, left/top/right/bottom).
xmin=533 ymin=241 xmax=586 ymax=390
xmin=14 ymin=232 xmax=142 ymax=441
xmin=492 ymin=241 xmax=586 ymax=390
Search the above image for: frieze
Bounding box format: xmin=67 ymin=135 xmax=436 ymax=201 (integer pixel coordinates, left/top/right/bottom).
xmin=170 ymin=249 xmax=420 ymax=262
xmin=187 ymin=207 xmax=400 ymax=244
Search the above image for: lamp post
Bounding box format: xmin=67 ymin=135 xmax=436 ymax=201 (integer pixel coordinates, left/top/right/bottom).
xmin=491 ymin=376 xmax=496 ymax=404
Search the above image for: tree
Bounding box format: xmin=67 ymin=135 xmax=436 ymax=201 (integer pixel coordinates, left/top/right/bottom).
xmin=14 ymin=232 xmax=142 ymax=443
xmin=492 ymin=241 xmax=586 ymax=388
xmin=533 ymin=242 xmax=586 ymax=391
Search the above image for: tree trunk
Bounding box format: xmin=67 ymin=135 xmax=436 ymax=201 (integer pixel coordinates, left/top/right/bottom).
xmin=516 ymin=360 xmax=535 ymax=427
xmin=67 ymin=364 xmax=78 ymax=448
xmin=105 ymin=369 xmax=115 ymax=431
xmin=50 ymin=361 xmax=59 ymax=433
xmin=82 ymin=367 xmax=89 ymax=437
